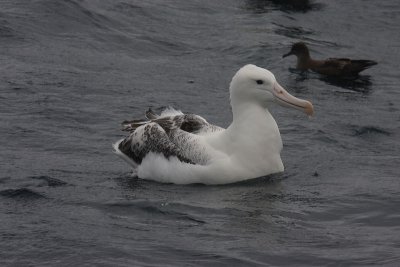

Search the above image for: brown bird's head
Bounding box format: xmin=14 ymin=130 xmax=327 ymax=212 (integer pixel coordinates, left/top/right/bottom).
xmin=282 ymin=42 xmax=310 ymax=58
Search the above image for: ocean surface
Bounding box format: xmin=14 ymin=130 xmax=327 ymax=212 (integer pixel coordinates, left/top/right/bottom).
xmin=1 ymin=0 xmax=400 ymax=266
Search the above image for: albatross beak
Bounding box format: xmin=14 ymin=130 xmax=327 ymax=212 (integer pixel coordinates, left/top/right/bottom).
xmin=273 ymin=82 xmax=314 ymax=116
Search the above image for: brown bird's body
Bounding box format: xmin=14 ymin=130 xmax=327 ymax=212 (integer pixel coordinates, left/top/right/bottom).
xmin=283 ymin=42 xmax=377 ymax=76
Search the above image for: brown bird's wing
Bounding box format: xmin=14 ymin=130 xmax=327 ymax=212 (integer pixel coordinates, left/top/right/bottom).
xmin=312 ymin=58 xmax=377 ymax=76
xmin=342 ymin=59 xmax=377 ymax=75
xmin=311 ymin=58 xmax=349 ymax=76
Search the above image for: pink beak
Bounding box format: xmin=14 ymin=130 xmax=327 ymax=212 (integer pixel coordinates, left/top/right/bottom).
xmin=273 ymin=82 xmax=314 ymax=116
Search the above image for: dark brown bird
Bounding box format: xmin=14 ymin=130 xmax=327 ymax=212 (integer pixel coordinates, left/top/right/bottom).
xmin=282 ymin=42 xmax=377 ymax=76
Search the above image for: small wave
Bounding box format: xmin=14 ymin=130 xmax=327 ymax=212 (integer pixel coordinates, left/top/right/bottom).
xmin=111 ymin=2 xmax=146 ymax=17
xmin=244 ymin=0 xmax=324 ymax=14
xmin=274 ymin=24 xmax=315 ymax=39
xmin=0 ymin=18 xmax=25 ymax=44
xmin=99 ymin=200 xmax=206 ymax=224
xmin=352 ymin=126 xmax=391 ymax=137
xmin=0 ymin=24 xmax=14 ymax=38
xmin=31 ymin=175 xmax=68 ymax=187
xmin=0 ymin=177 xmax=11 ymax=184
xmin=311 ymin=129 xmax=339 ymax=144
xmin=0 ymin=188 xmax=46 ymax=199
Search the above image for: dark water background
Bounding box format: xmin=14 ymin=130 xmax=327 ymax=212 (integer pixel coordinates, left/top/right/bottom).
xmin=1 ymin=0 xmax=400 ymax=266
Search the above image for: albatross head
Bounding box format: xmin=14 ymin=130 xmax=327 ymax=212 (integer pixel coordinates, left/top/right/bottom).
xmin=230 ymin=64 xmax=313 ymax=116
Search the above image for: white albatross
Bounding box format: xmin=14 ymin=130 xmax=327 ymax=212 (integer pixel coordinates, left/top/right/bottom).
xmin=113 ymin=64 xmax=314 ymax=185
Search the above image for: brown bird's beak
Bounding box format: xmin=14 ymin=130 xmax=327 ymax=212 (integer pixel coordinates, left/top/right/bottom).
xmin=282 ymin=51 xmax=293 ymax=58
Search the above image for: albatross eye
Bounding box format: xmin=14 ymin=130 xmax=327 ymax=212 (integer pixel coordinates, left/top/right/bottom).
xmin=256 ymin=80 xmax=264 ymax=85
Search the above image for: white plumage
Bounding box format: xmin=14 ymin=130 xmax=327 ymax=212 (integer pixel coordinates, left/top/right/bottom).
xmin=114 ymin=64 xmax=313 ymax=184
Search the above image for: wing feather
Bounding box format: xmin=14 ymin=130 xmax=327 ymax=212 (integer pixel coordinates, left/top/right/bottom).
xmin=117 ymin=108 xmax=223 ymax=166
xmin=122 ymin=108 xmax=223 ymax=135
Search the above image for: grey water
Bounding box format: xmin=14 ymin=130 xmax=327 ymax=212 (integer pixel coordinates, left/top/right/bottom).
xmin=1 ymin=0 xmax=399 ymax=266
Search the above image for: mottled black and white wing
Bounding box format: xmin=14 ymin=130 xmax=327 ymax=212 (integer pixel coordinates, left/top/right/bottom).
xmin=118 ymin=122 xmax=195 ymax=165
xmin=115 ymin=108 xmax=223 ymax=167
xmin=122 ymin=108 xmax=223 ymax=135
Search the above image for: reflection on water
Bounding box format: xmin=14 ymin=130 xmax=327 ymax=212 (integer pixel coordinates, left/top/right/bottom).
xmin=288 ymin=68 xmax=373 ymax=92
xmin=320 ymin=75 xmax=373 ymax=93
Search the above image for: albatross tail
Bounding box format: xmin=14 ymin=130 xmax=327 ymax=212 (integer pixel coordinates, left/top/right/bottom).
xmin=112 ymin=139 xmax=138 ymax=169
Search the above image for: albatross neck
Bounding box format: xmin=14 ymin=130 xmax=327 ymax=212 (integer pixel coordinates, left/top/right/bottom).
xmin=218 ymin=101 xmax=283 ymax=166
xmin=228 ymin=101 xmax=280 ymax=139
